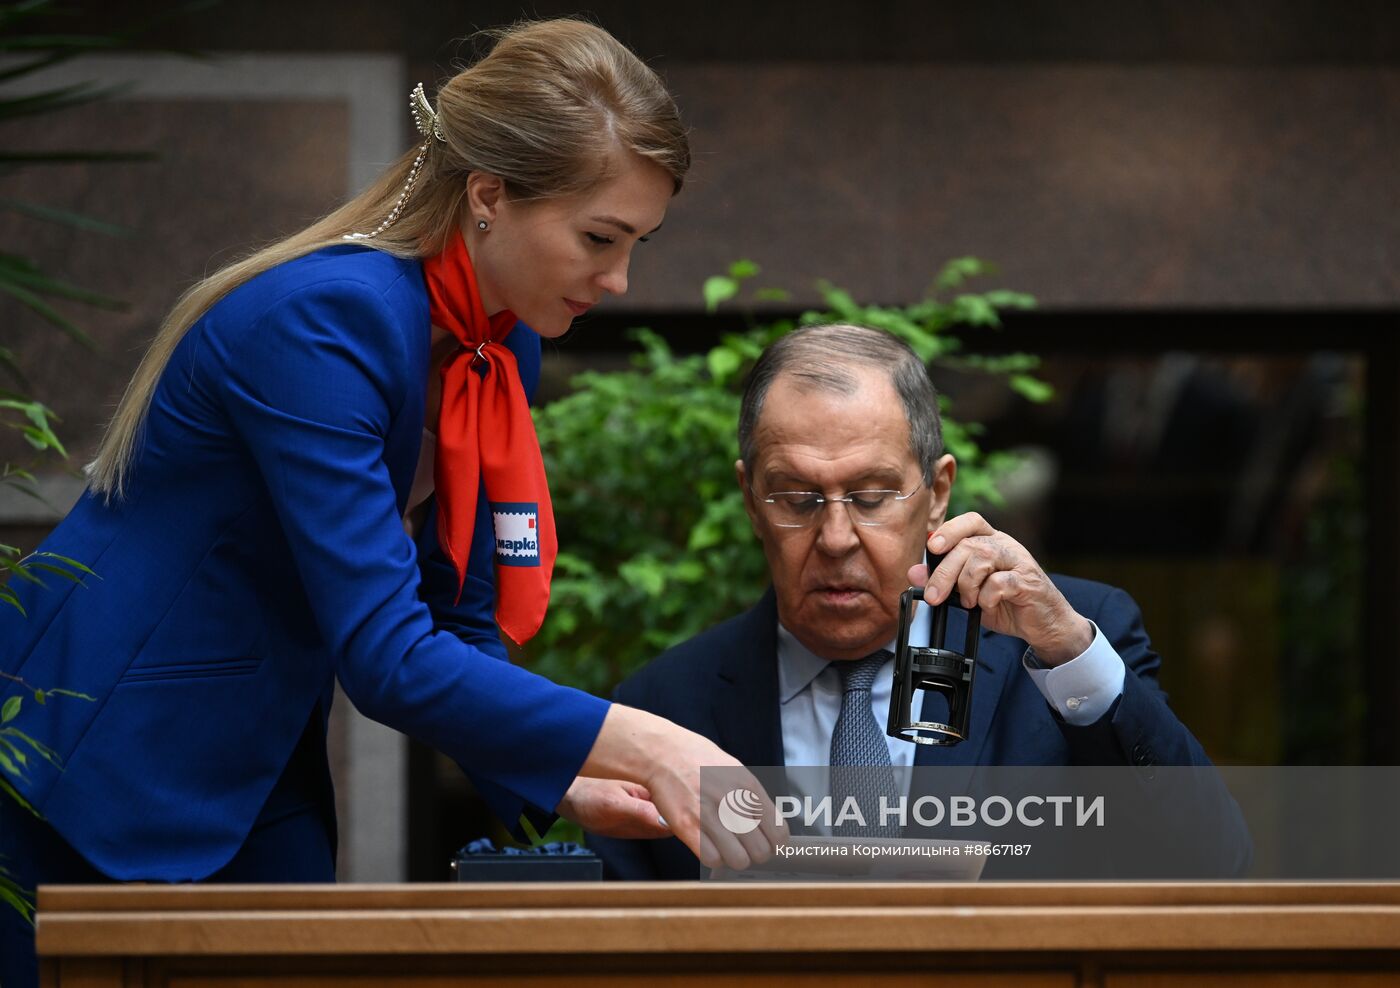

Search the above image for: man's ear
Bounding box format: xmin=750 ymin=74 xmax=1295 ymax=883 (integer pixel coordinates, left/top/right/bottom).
xmin=464 ymin=171 xmax=506 ymax=224
xmin=736 ymin=458 xmax=761 ymax=537
xmin=926 ymin=453 xmax=957 ymax=533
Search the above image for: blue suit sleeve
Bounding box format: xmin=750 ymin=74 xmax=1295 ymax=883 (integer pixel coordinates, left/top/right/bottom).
xmin=216 ymin=280 xmax=606 ymax=824
xmin=411 ymin=323 xmax=556 ymax=824
xmin=585 ymin=678 xmax=667 ymax=879
xmin=1058 ymin=587 xmax=1252 ymax=876
xmin=1056 ymin=587 xmax=1215 ymax=767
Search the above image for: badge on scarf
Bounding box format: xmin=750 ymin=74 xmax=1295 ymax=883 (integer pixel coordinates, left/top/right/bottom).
xmin=491 ymin=501 xmax=541 ymax=567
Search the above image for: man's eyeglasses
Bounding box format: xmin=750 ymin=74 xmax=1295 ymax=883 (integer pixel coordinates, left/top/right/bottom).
xmin=753 ymin=480 xmax=924 ymax=528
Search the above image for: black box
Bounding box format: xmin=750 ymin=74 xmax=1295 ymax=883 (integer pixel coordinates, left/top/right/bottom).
xmin=450 ymin=852 xmax=603 ymax=882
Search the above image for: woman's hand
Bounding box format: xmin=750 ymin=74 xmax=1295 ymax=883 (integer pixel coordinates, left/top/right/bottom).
xmin=577 ymin=704 xmax=789 ymax=871
xmin=556 ymin=777 xmax=671 ymax=839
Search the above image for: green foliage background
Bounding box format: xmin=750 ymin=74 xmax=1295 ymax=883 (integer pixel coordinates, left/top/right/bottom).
xmin=524 ymin=258 xmax=1047 ymax=696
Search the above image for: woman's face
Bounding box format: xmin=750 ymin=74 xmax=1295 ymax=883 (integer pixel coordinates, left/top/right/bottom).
xmin=468 ymin=149 xmax=675 ymax=338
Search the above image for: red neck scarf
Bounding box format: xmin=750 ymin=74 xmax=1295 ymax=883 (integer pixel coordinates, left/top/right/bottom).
xmin=421 ymin=230 xmax=555 ymax=645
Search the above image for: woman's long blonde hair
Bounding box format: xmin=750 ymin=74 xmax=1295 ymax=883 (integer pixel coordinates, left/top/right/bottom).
xmin=89 ymin=18 xmax=689 ymax=499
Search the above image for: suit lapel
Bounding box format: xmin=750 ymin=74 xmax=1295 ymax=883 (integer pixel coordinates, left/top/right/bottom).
xmin=712 ymin=588 xmax=784 ymax=767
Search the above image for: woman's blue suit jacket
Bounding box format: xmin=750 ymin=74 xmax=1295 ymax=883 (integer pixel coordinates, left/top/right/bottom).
xmin=0 ymin=245 xmax=609 ymax=881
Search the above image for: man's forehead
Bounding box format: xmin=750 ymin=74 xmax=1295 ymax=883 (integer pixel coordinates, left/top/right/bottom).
xmin=752 ymin=371 xmax=915 ymax=480
xmin=759 ymin=451 xmax=912 ymax=486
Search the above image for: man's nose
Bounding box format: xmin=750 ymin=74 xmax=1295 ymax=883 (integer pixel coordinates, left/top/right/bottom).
xmin=596 ymin=253 xmax=630 ymax=297
xmin=813 ymin=500 xmax=860 ymax=556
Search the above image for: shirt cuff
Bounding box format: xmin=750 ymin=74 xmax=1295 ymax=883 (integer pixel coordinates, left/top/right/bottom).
xmin=1021 ymin=620 xmax=1126 ymax=726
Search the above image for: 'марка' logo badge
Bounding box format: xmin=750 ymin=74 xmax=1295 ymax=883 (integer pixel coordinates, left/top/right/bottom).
xmin=491 ymin=502 xmax=540 ymax=567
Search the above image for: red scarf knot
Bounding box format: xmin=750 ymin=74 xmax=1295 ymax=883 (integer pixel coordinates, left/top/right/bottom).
xmin=421 ymin=230 xmax=556 ymax=645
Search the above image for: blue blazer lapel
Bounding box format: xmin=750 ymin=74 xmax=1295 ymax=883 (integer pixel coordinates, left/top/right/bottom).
xmin=713 ymin=588 xmax=784 ymax=768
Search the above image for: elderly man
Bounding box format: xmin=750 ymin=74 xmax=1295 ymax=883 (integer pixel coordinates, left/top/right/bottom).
xmin=591 ymin=323 xmax=1246 ymax=880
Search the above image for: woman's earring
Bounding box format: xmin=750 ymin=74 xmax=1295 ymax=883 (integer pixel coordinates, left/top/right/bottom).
xmin=477 ymin=219 xmax=489 ymax=231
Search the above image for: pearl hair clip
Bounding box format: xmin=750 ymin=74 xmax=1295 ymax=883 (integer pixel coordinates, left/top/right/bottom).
xmin=344 ymin=84 xmax=445 ymax=241
xmin=410 ymin=82 xmax=446 ymax=143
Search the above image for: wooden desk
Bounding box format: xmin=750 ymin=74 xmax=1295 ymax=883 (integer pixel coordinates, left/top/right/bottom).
xmin=37 ymin=882 xmax=1400 ymax=986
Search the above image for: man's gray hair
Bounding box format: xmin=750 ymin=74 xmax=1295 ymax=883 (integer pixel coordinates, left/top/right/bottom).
xmin=738 ymin=323 xmax=943 ymax=484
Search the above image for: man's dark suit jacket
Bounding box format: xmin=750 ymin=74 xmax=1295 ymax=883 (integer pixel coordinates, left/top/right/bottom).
xmin=590 ymin=576 xmax=1250 ymax=880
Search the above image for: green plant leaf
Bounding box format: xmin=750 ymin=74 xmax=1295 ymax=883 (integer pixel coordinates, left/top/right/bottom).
xmin=0 ymin=49 xmax=67 ymax=84
xmin=727 ymin=259 xmax=759 ymax=279
xmin=0 ymin=747 xmax=20 ymax=776
xmin=1009 ymin=374 xmax=1055 ymax=403
xmin=0 ymin=344 xmax=26 ymax=382
xmin=30 ymin=552 xmax=98 ymax=577
xmin=951 ymin=294 xmax=1000 ymax=327
xmin=952 ymin=352 xmax=1041 ymax=375
xmin=0 ymin=255 xmax=125 ymax=310
xmin=0 ymin=278 xmax=93 ymax=344
xmin=40 ymin=688 xmax=96 ymax=701
xmin=0 ymin=586 xmax=25 ymax=617
xmin=552 ymin=552 xmax=598 ymax=578
xmin=1 ymin=697 xmax=19 ymax=723
xmin=706 ymin=346 xmax=741 ymax=384
xmin=982 ymin=289 xmax=1037 ymax=310
xmin=0 ymin=775 xmax=39 ymax=817
xmin=0 ymin=737 xmax=26 ymax=768
xmin=0 ymin=870 xmax=35 ymax=924
xmin=517 ymin=812 xmax=545 ymax=846
xmin=814 ymin=280 xmax=859 ymax=318
xmin=0 ymin=399 xmax=68 ymax=456
xmin=0 ymin=476 xmax=47 ymax=504
xmin=0 ymin=0 xmax=53 ymax=29
xmin=2 ymin=727 xmax=62 ymax=766
xmin=618 ymin=557 xmax=666 ymax=598
xmin=0 ymin=80 xmax=126 ymax=120
xmin=933 ymin=257 xmax=992 ymax=293
xmin=21 ymin=560 xmax=88 ymax=585
xmin=0 ymin=197 xmax=132 ymax=236
xmin=4 ymin=564 xmax=46 ymax=588
xmin=702 ymin=275 xmax=738 ymax=313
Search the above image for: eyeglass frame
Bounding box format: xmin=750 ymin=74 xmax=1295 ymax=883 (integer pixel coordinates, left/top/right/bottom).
xmin=749 ymin=478 xmax=926 ymax=528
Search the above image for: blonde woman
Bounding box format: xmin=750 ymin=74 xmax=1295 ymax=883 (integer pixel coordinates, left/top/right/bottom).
xmin=0 ymin=20 xmax=780 ymax=984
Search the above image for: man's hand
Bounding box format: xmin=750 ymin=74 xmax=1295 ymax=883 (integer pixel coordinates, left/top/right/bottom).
xmin=556 ymin=777 xmax=672 ymax=840
xmin=908 ymin=512 xmax=1093 ymax=666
